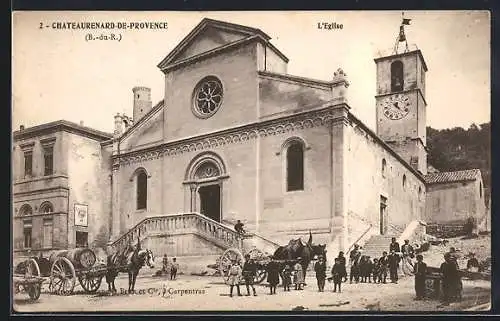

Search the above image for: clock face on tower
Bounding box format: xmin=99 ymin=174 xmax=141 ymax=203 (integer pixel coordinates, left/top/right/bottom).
xmin=381 ymin=94 xmax=411 ymax=120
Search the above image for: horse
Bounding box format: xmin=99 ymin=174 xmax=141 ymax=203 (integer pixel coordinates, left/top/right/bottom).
xmin=272 ymin=231 xmax=327 ymax=280
xmin=105 ymin=244 xmax=155 ymax=293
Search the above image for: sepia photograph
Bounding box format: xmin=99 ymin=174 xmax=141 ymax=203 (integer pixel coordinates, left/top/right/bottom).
xmin=11 ymin=10 xmax=491 ymax=312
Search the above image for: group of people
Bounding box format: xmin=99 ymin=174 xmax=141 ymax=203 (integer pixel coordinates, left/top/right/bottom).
xmin=225 ymin=235 xmax=477 ymax=305
xmin=161 ymin=255 xmax=179 ymax=280
xmin=227 ymin=254 xmax=307 ymax=297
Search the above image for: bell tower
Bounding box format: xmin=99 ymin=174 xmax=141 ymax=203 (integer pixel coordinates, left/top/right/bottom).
xmin=374 ymin=16 xmax=428 ymax=174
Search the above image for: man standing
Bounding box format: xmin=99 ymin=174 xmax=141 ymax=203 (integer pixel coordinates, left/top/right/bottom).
xmin=170 ymin=258 xmax=179 ymax=280
xmin=349 ymin=245 xmax=361 ymax=283
xmin=389 ymin=237 xmax=400 ymax=253
xmin=440 ymin=253 xmax=461 ymax=304
xmin=314 ymin=256 xmax=327 ymax=292
xmin=242 ymin=254 xmax=257 ymax=296
xmin=413 ymin=254 xmax=427 ymax=300
xmin=388 ymin=251 xmax=400 ymax=283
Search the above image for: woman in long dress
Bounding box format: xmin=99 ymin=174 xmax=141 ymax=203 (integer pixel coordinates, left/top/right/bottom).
xmin=294 ymin=260 xmax=305 ymax=290
xmin=266 ymin=260 xmax=280 ymax=295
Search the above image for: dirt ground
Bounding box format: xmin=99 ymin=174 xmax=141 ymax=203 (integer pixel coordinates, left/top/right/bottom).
xmin=13 ymin=235 xmax=491 ymax=313
xmin=13 ymin=273 xmax=490 ymax=312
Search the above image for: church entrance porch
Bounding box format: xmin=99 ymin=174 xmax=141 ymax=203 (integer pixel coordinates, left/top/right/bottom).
xmin=184 ymin=151 xmax=229 ymax=223
xmin=198 ymin=184 xmax=221 ymax=222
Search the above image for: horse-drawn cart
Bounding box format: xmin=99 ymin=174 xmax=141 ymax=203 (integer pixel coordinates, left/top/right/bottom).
xmin=15 ymin=248 xmax=111 ymax=295
xmin=47 ymin=248 xmax=109 ymax=295
xmin=214 ymin=232 xmax=326 ymax=285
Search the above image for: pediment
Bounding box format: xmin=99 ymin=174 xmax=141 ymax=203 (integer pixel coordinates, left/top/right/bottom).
xmin=158 ymin=18 xmax=271 ymax=70
xmin=174 ymin=27 xmax=249 ymax=62
xmin=121 ymin=102 xmax=164 ymax=152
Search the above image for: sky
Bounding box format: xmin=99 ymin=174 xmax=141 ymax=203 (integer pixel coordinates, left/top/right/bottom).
xmin=12 ymin=11 xmax=490 ymax=134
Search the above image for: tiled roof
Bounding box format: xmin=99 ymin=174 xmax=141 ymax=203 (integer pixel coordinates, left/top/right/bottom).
xmin=424 ymin=169 xmax=481 ymax=184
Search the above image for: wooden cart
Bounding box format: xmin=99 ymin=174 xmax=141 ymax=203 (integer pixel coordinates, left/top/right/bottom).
xmin=13 ymin=258 xmax=44 ymax=301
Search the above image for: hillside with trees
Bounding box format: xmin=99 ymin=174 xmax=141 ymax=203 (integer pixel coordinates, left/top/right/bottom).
xmin=427 ymin=123 xmax=491 ymax=204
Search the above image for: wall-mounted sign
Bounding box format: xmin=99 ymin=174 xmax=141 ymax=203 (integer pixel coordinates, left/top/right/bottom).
xmin=74 ymin=204 xmax=88 ymax=227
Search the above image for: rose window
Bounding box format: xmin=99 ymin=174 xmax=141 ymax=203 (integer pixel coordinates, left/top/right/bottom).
xmin=193 ymin=76 xmax=223 ymax=118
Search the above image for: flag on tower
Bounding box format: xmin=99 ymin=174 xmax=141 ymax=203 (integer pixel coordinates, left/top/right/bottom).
xmin=402 ymin=18 xmax=411 ymax=25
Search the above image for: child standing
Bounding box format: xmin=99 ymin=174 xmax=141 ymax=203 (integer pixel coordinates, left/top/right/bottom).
xmin=293 ymin=261 xmax=304 ymax=290
xmin=170 ymin=257 xmax=179 ymax=280
xmin=282 ymin=264 xmax=292 ymax=291
xmin=331 ymin=258 xmax=344 ymax=293
xmin=228 ymin=259 xmax=242 ymax=297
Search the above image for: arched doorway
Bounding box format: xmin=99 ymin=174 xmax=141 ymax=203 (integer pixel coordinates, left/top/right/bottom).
xmin=184 ymin=152 xmax=229 ymax=222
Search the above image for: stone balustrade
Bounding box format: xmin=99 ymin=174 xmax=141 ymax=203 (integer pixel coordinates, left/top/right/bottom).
xmin=112 ymin=212 xmax=242 ymax=253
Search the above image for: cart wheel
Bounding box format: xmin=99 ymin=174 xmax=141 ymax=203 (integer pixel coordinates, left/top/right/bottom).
xmin=50 ymin=257 xmax=76 ymax=295
xmin=28 ymin=283 xmax=41 ymax=300
xmin=246 ymin=248 xmax=269 ymax=284
xmin=25 ymin=258 xmax=41 ymax=277
xmin=219 ymin=248 xmax=244 ymax=285
xmin=78 ymin=274 xmax=103 ymax=293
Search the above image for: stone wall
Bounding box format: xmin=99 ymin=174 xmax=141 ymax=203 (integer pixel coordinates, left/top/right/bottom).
xmin=66 ymin=132 xmax=111 ymax=251
xmin=343 ymin=115 xmax=426 ymax=250
xmin=425 ymin=178 xmax=485 ymax=224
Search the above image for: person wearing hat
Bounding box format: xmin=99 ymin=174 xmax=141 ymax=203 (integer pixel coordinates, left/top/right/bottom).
xmin=388 ymin=250 xmax=401 ymax=283
xmin=401 ymin=240 xmax=415 ymax=258
xmin=440 ymin=252 xmax=462 ymax=304
xmin=378 ymin=251 xmax=389 ymax=284
xmin=266 ymin=259 xmax=280 ymax=295
xmin=389 ymin=237 xmax=400 ymax=253
xmin=242 ymin=254 xmax=258 ymax=296
xmin=314 ymin=256 xmax=327 ymax=292
xmin=413 ymin=254 xmax=427 ymax=300
xmin=228 ymin=259 xmax=243 ymax=297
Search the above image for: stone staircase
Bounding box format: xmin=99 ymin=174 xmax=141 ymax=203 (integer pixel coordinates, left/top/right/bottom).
xmin=109 ymin=212 xmax=281 ymax=274
xmin=359 ymin=234 xmax=397 ymax=260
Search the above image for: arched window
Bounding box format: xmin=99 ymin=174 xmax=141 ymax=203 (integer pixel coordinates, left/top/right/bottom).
xmin=480 ymin=182 xmax=482 ymax=198
xmin=39 ymin=202 xmax=54 ymax=214
xmin=286 ymin=141 xmax=304 ymax=191
xmin=402 ymin=174 xmax=407 ymax=190
xmin=19 ymin=204 xmax=33 ymax=216
xmin=382 ymin=159 xmax=387 ymax=178
xmin=391 ymin=60 xmax=404 ymax=92
xmin=418 ymin=186 xmax=422 ymax=201
xmin=136 ymin=171 xmax=148 ymax=210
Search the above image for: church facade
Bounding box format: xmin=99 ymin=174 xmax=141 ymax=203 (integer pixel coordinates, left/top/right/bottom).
xmin=12 ymin=18 xmax=486 ymax=260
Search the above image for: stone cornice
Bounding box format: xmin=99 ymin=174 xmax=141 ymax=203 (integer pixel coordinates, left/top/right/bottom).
xmin=347 ymin=113 xmax=426 ymax=183
xmin=13 ymin=120 xmax=112 ymax=142
xmin=159 ymin=35 xmax=262 ymax=73
xmin=258 ymin=71 xmax=332 ymax=90
xmin=114 ymin=102 xmax=350 ymax=167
